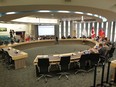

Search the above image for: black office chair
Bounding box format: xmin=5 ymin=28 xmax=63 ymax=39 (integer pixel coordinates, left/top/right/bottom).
xmin=75 ymin=54 xmax=91 ymax=74
xmin=58 ymin=56 xmax=71 ymax=80
xmin=99 ymin=49 xmax=109 ymax=64
xmin=4 ymin=41 xmax=9 ymax=45
xmin=99 ymin=48 xmax=113 ymax=64
xmin=36 ymin=58 xmax=52 ymax=83
xmin=89 ymin=53 xmax=100 ymax=67
xmin=104 ymin=50 xmax=110 ymax=63
xmin=109 ymin=47 xmax=115 ymax=58
xmin=0 ymin=41 xmax=3 ymax=45
xmin=0 ymin=49 xmax=6 ymax=63
xmin=4 ymin=51 xmax=14 ymax=69
xmin=0 ymin=49 xmax=2 ymax=62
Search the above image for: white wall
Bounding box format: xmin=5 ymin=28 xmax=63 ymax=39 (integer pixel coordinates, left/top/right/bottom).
xmin=0 ymin=23 xmax=31 ymax=37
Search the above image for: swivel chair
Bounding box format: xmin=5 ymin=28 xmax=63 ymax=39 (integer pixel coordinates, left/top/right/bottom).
xmin=99 ymin=49 xmax=113 ymax=64
xmin=37 ymin=58 xmax=52 ymax=83
xmin=0 ymin=41 xmax=3 ymax=45
xmin=109 ymin=47 xmax=115 ymax=58
xmin=4 ymin=51 xmax=14 ymax=69
xmin=75 ymin=54 xmax=91 ymax=74
xmin=89 ymin=53 xmax=100 ymax=67
xmin=58 ymin=56 xmax=71 ymax=80
xmin=4 ymin=41 xmax=9 ymax=45
xmin=0 ymin=49 xmax=6 ymax=63
xmin=104 ymin=50 xmax=110 ymax=63
xmin=0 ymin=49 xmax=2 ymax=62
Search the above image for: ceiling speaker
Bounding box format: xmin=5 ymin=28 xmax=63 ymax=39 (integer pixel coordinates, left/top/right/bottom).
xmin=65 ymin=0 xmax=71 ymax=2
xmin=0 ymin=0 xmax=4 ymax=2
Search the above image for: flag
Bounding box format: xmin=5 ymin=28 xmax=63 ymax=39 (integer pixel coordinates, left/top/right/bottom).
xmin=82 ymin=28 xmax=87 ymax=37
xmin=91 ymin=27 xmax=95 ymax=38
xmin=99 ymin=28 xmax=105 ymax=38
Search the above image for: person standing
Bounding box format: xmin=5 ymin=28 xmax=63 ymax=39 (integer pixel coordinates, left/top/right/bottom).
xmin=55 ymin=36 xmax=59 ymax=44
xmin=10 ymin=29 xmax=13 ymax=38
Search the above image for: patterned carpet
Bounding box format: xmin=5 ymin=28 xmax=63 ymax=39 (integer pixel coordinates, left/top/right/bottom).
xmin=0 ymin=44 xmax=116 ymax=87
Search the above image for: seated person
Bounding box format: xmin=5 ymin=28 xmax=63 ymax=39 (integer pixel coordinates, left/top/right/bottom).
xmin=103 ymin=42 xmax=110 ymax=53
xmin=82 ymin=35 xmax=86 ymax=39
xmin=89 ymin=47 xmax=98 ymax=53
xmin=103 ymin=37 xmax=108 ymax=42
xmin=4 ymin=40 xmax=9 ymax=45
xmin=87 ymin=36 xmax=91 ymax=39
xmin=38 ymin=36 xmax=42 ymax=40
xmin=98 ymin=43 xmax=107 ymax=63
xmin=98 ymin=43 xmax=106 ymax=56
xmin=67 ymin=35 xmax=71 ymax=39
xmin=0 ymin=40 xmax=3 ymax=45
xmin=83 ymin=50 xmax=91 ymax=54
xmin=73 ymin=36 xmax=76 ymax=38
xmin=61 ymin=36 xmax=66 ymax=39
xmin=95 ymin=36 xmax=100 ymax=41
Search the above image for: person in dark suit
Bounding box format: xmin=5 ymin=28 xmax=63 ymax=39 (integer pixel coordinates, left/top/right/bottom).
xmin=67 ymin=35 xmax=71 ymax=39
xmin=0 ymin=40 xmax=3 ymax=45
xmin=61 ymin=36 xmax=66 ymax=39
xmin=98 ymin=43 xmax=107 ymax=63
xmin=98 ymin=43 xmax=107 ymax=57
xmin=55 ymin=36 xmax=59 ymax=44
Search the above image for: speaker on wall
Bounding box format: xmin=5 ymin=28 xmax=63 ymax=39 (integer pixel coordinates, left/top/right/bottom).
xmin=65 ymin=0 xmax=71 ymax=2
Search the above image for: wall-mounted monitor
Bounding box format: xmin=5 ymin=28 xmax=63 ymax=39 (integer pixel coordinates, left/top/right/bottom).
xmin=38 ymin=25 xmax=54 ymax=36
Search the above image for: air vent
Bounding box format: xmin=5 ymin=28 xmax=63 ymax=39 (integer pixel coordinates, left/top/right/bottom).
xmin=65 ymin=0 xmax=71 ymax=2
xmin=110 ymin=4 xmax=116 ymax=10
xmin=0 ymin=0 xmax=3 ymax=2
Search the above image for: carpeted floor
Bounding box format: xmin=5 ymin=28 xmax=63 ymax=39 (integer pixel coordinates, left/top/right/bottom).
xmin=0 ymin=44 xmax=116 ymax=87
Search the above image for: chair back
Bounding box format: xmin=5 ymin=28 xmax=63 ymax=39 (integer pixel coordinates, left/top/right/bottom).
xmin=4 ymin=51 xmax=13 ymax=65
xmin=79 ymin=54 xmax=90 ymax=69
xmin=1 ymin=49 xmax=6 ymax=59
xmin=37 ymin=58 xmax=49 ymax=74
xmin=109 ymin=47 xmax=115 ymax=58
xmin=89 ymin=53 xmax=100 ymax=67
xmin=60 ymin=56 xmax=71 ymax=71
xmin=105 ymin=50 xmax=110 ymax=57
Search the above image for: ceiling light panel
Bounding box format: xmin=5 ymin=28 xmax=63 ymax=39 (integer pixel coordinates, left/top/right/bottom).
xmin=37 ymin=10 xmax=51 ymax=12
xmin=57 ymin=10 xmax=70 ymax=13
xmin=6 ymin=12 xmax=17 ymax=15
xmin=74 ymin=12 xmax=84 ymax=14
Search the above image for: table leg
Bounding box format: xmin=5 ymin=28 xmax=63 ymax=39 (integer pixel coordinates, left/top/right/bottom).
xmin=35 ymin=65 xmax=39 ymax=77
xmin=14 ymin=59 xmax=26 ymax=69
xmin=114 ymin=68 xmax=116 ymax=83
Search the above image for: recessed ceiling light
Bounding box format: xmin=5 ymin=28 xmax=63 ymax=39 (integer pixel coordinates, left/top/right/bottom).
xmin=74 ymin=12 xmax=84 ymax=14
xmin=57 ymin=10 xmax=70 ymax=13
xmin=37 ymin=10 xmax=51 ymax=12
xmin=6 ymin=12 xmax=16 ymax=15
xmin=86 ymin=13 xmax=93 ymax=16
xmin=94 ymin=14 xmax=99 ymax=17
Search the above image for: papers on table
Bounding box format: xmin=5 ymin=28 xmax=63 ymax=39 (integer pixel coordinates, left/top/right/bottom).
xmin=37 ymin=55 xmax=48 ymax=58
xmin=53 ymin=53 xmax=76 ymax=57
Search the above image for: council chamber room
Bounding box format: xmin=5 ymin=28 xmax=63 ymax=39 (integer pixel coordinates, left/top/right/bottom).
xmin=0 ymin=0 xmax=116 ymax=87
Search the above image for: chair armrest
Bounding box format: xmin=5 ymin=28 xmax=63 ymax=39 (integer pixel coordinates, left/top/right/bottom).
xmin=37 ymin=65 xmax=40 ymax=72
xmin=68 ymin=63 xmax=70 ymax=70
xmin=58 ymin=64 xmax=61 ymax=70
xmin=48 ymin=64 xmax=52 ymax=72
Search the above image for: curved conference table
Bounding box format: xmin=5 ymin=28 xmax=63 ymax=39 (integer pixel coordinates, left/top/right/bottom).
xmin=31 ymin=38 xmax=99 ymax=65
xmin=0 ymin=38 xmax=99 ymax=69
xmin=12 ymin=38 xmax=99 ymax=50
